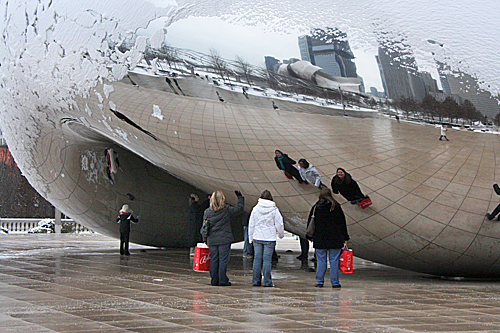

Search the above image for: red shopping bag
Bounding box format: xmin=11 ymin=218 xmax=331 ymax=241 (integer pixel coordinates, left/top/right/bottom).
xmin=339 ymin=246 xmax=353 ymax=274
xmin=356 ymin=196 xmax=372 ymax=209
xmin=193 ymin=243 xmax=210 ymax=271
xmin=283 ymin=171 xmax=293 ymax=179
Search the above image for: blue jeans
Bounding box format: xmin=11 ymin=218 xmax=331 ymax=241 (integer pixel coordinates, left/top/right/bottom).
xmin=243 ymin=226 xmax=253 ymax=256
xmin=315 ymin=248 xmax=342 ymax=286
xmin=209 ymin=243 xmax=231 ymax=286
xmin=252 ymin=240 xmax=276 ymax=286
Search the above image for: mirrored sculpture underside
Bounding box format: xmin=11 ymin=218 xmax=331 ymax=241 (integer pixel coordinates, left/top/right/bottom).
xmin=8 ymin=72 xmax=500 ymax=278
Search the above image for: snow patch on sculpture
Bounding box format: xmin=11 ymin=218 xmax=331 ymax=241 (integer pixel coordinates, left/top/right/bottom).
xmin=152 ymin=105 xmax=164 ymax=120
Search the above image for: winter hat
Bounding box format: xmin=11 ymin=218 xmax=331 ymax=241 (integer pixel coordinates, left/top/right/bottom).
xmin=120 ymin=204 xmax=133 ymax=214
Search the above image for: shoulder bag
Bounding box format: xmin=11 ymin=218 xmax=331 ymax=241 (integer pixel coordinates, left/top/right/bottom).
xmin=306 ymin=205 xmax=317 ymax=238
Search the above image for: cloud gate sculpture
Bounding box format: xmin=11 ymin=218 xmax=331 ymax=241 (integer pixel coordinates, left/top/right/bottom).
xmin=1 ymin=1 xmax=500 ymax=278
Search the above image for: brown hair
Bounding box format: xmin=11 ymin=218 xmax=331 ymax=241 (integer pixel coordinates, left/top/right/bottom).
xmin=318 ymin=187 xmax=338 ymax=211
xmin=209 ymin=190 xmax=226 ymax=212
xmin=260 ymin=190 xmax=274 ymax=201
xmin=335 ymin=167 xmax=352 ymax=184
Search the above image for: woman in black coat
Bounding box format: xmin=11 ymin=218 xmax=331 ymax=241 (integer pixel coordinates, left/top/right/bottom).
xmin=116 ymin=204 xmax=139 ymax=255
xmin=274 ymin=150 xmax=306 ymax=184
xmin=331 ymin=167 xmax=367 ymax=204
xmin=306 ymin=188 xmax=349 ymax=288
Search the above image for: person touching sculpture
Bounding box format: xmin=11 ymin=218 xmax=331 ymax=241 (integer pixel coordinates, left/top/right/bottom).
xmin=203 ymin=190 xmax=244 ymax=286
xmin=486 ymin=181 xmax=500 ymax=221
xmin=274 ymin=150 xmax=306 ymax=184
xmin=331 ymin=167 xmax=368 ymax=204
xmin=298 ymin=158 xmax=327 ymax=189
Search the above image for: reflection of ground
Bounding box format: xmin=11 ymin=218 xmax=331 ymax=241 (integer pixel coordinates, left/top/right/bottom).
xmin=2 ymin=234 xmax=500 ymax=332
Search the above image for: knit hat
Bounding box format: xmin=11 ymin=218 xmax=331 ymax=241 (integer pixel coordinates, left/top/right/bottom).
xmin=120 ymin=204 xmax=132 ymax=214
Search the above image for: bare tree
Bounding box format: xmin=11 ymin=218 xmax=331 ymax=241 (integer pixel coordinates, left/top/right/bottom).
xmin=234 ymin=56 xmax=253 ymax=85
xmin=209 ymin=48 xmax=229 ymax=82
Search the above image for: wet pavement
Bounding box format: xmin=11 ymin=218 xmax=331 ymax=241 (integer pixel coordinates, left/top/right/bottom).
xmin=1 ymin=234 xmax=500 ymax=332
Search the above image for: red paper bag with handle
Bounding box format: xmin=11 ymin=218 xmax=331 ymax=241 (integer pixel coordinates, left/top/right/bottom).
xmin=356 ymin=196 xmax=372 ymax=209
xmin=339 ymin=245 xmax=353 ymax=274
xmin=193 ymin=243 xmax=210 ymax=271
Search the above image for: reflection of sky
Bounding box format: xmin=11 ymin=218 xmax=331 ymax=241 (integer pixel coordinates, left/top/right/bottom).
xmin=139 ymin=16 xmax=385 ymax=91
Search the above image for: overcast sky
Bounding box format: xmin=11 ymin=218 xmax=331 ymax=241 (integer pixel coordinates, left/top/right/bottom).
xmin=140 ymin=16 xmax=385 ymax=91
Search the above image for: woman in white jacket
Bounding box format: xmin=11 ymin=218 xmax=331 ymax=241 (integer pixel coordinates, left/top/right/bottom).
xmin=248 ymin=190 xmax=284 ymax=287
xmin=298 ymin=158 xmax=327 ymax=189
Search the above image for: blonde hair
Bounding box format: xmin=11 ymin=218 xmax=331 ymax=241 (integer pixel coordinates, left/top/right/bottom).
xmin=318 ymin=187 xmax=338 ymax=211
xmin=210 ymin=190 xmax=226 ymax=212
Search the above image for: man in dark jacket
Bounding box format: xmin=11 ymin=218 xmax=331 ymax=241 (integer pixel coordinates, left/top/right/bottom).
xmin=117 ymin=204 xmax=139 ymax=255
xmin=188 ymin=194 xmax=210 ymax=256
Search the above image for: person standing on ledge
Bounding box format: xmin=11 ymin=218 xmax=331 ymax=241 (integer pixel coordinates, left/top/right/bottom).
xmin=331 ymin=167 xmax=368 ymax=204
xmin=116 ymin=204 xmax=139 ymax=255
xmin=203 ymin=190 xmax=244 ymax=286
xmin=486 ymin=181 xmax=500 ymax=221
xmin=274 ymin=150 xmax=307 ymax=184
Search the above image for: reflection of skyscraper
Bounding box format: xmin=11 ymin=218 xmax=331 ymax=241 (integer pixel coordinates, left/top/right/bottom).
xmin=376 ymin=41 xmax=426 ymax=102
xmin=437 ymin=62 xmax=500 ymax=118
xmin=298 ymin=28 xmax=357 ymax=78
xmin=264 ymin=56 xmax=280 ymax=73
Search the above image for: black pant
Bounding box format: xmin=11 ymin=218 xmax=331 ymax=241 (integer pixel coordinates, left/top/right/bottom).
xmin=489 ymin=204 xmax=500 ymax=219
xmin=120 ymin=232 xmax=130 ymax=255
xmin=286 ymin=167 xmax=304 ymax=182
xmin=298 ymin=237 xmax=309 ymax=258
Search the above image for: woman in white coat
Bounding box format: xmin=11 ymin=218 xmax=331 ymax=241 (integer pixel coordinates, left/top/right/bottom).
xmin=248 ymin=190 xmax=284 ymax=287
xmin=298 ymin=158 xmax=327 ymax=189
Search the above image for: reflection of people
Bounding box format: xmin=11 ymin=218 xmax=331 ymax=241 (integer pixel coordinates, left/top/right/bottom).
xmin=116 ymin=204 xmax=139 ymax=256
xmin=331 ymin=168 xmax=367 ymax=204
xmin=486 ymin=182 xmax=500 ymax=221
xmin=105 ymin=148 xmax=121 ymax=184
xmin=439 ymin=125 xmax=449 ymax=141
xmin=242 ymin=212 xmax=254 ymax=258
xmin=188 ymin=194 xmax=210 ymax=256
xmin=298 ymin=159 xmax=327 ymax=189
xmin=274 ymin=150 xmax=306 ymax=184
xmin=297 ymin=236 xmax=309 ymax=260
xmin=306 ymin=188 xmax=349 ymax=288
xmin=204 ymin=190 xmax=244 ymax=286
xmin=248 ymin=190 xmax=284 ymax=287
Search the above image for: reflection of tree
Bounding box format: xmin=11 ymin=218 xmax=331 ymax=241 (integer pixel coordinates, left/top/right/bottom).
xmin=397 ymin=94 xmax=484 ymax=125
xmin=0 ymin=148 xmax=54 ymax=217
xmin=234 ymin=56 xmax=253 ymax=86
xmin=208 ymin=48 xmax=229 ymax=82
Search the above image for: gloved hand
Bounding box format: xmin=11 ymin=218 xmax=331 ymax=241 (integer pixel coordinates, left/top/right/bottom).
xmin=234 ymin=190 xmax=242 ymax=197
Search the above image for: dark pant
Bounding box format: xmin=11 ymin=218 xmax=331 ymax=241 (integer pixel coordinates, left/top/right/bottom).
xmin=488 ymin=204 xmax=500 ymax=219
xmin=209 ymin=243 xmax=231 ymax=286
xmin=120 ymin=232 xmax=130 ymax=255
xmin=286 ymin=167 xmax=305 ymax=182
xmin=298 ymin=237 xmax=309 ymax=258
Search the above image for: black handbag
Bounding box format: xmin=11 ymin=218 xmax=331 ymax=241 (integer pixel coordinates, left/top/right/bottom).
xmin=200 ymin=219 xmax=210 ymax=238
xmin=306 ymin=205 xmax=317 ymax=238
